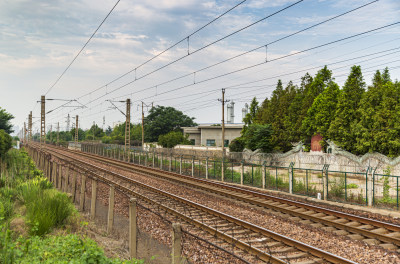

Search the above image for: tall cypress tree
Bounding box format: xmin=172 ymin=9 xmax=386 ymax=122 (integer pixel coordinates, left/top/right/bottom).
xmin=328 ymin=65 xmax=365 ymax=152
xmin=302 ymin=81 xmax=340 ymax=138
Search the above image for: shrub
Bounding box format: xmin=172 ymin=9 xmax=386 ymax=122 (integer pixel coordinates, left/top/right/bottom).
xmin=229 ymin=137 xmax=245 ymax=152
xmin=25 ymin=189 xmax=75 ymax=236
xmin=0 ymin=197 xmax=13 ymax=221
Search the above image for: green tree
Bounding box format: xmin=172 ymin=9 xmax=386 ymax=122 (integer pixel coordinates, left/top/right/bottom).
xmin=86 ymin=124 xmax=105 ymax=140
xmin=242 ymin=97 xmax=259 ymax=131
xmin=0 ymin=108 xmax=14 ymax=134
xmin=354 ymin=70 xmax=400 ymax=156
xmin=243 ymin=124 xmax=273 ymax=152
xmin=158 ymin=131 xmax=190 ymax=148
xmin=0 ymin=130 xmax=12 ymax=158
xmin=329 ymin=66 xmax=366 ymax=152
xmin=228 ymin=137 xmax=245 ymax=152
xmin=69 ymin=128 xmax=86 ymax=141
xmin=302 ymin=81 xmax=340 ymax=137
xmin=144 ymin=106 xmax=197 ymax=142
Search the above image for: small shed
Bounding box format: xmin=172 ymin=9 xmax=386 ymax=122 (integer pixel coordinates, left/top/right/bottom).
xmin=311 ymin=134 xmax=323 ymax=152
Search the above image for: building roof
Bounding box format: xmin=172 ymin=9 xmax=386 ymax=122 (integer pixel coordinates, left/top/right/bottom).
xmin=182 ymin=124 xmax=244 ymax=130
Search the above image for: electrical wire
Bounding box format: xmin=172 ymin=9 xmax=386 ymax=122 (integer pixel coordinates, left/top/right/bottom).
xmin=45 ymin=0 xmax=121 ymax=95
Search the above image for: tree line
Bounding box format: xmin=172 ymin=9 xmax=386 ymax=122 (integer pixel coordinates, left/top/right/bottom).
xmin=33 ymin=105 xmax=196 ymax=148
xmin=231 ymin=66 xmax=400 ymax=157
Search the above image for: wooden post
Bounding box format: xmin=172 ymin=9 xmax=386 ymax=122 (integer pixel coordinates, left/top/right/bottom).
xmin=171 ymin=223 xmax=182 ymax=264
xmin=153 ymin=152 xmax=155 ymax=167
xmin=79 ymin=175 xmax=86 ymax=211
xmin=52 ymin=162 xmax=57 ymax=185
xmin=90 ymin=177 xmax=98 ymax=219
xmin=107 ymin=184 xmax=115 ymax=234
xmin=129 ymin=198 xmax=137 ymax=259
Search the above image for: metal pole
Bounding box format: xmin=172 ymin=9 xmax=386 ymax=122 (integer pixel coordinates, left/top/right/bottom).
xmin=141 ymin=102 xmax=144 ymax=151
xmin=57 ymin=122 xmax=59 ymax=145
xmin=125 ymin=99 xmax=131 ymax=161
xmin=40 ymin=95 xmax=45 ymax=144
xmin=75 ymin=115 xmax=79 ymax=144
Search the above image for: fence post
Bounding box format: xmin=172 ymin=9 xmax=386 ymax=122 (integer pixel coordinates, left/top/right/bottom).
xmin=179 ymin=156 xmax=182 ymax=174
xmin=205 ymin=157 xmax=209 ymax=179
xmin=367 ymin=167 xmax=374 ymax=207
xmin=160 ymin=153 xmax=163 ymax=170
xmin=58 ymin=163 xmax=63 ymax=190
xmin=79 ymin=175 xmax=86 ymax=211
xmin=72 ymin=170 xmax=77 ymax=202
xmin=152 ymin=152 xmax=155 ymax=167
xmin=191 ymin=156 xmax=194 ymax=176
xmin=240 ymin=160 xmax=244 ymax=185
xmin=169 ymin=154 xmax=172 ymax=172
xmin=262 ymin=161 xmax=266 ymax=189
xmin=107 ymin=184 xmax=115 ymax=234
xmin=64 ymin=166 xmax=69 ymax=193
xmin=289 ymin=162 xmax=294 ymax=194
xmin=129 ymin=198 xmax=137 ymax=259
xmin=171 ymin=223 xmax=182 ymax=264
xmin=90 ymin=177 xmax=98 ymax=219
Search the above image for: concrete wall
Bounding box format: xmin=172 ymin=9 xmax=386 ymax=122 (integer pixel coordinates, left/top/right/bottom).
xmin=200 ymin=127 xmax=242 ymax=147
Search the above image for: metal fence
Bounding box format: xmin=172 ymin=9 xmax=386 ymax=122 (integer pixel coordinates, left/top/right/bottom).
xmin=82 ymin=143 xmax=400 ymax=211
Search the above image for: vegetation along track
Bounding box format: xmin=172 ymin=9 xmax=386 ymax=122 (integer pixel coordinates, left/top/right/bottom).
xmin=50 ymin=143 xmax=400 ymax=252
xmin=29 ymin=143 xmax=354 ymax=264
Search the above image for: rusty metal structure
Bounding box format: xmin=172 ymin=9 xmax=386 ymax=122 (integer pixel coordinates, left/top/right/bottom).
xmin=40 ymin=95 xmax=45 ymax=144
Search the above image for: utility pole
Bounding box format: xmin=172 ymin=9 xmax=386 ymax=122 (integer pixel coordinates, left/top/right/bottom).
xmin=218 ymin=89 xmax=229 ymax=182
xmin=40 ymin=95 xmax=45 ymax=144
xmin=75 ymin=115 xmax=79 ymax=144
xmin=93 ymin=121 xmax=95 ymax=141
xmin=66 ymin=114 xmax=70 ymax=132
xmin=49 ymin=124 xmax=53 ymax=143
xmin=125 ymin=99 xmax=131 ymax=159
xmin=141 ymin=102 xmax=144 ymax=151
xmin=57 ymin=122 xmax=60 ymax=145
xmin=28 ymin=111 xmax=32 ymax=142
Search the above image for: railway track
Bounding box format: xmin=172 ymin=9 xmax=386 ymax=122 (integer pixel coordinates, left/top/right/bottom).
xmin=61 ymin=144 xmax=400 ymax=252
xmin=28 ymin=143 xmax=355 ymax=264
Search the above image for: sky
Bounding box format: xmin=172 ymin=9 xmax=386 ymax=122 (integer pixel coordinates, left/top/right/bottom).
xmin=1 ymin=0 xmax=399 ymax=136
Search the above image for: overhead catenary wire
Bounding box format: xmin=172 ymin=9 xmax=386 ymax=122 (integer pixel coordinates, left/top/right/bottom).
xmin=44 ymin=0 xmax=121 ymax=96
xmin=45 ymin=41 xmax=400 ymax=125
xmin=72 ymin=0 xmax=305 ymax=107
xmin=76 ymin=0 xmax=249 ymax=100
xmin=44 ymin=0 xmax=381 ymax=122
xmin=96 ymin=0 xmax=381 ymax=103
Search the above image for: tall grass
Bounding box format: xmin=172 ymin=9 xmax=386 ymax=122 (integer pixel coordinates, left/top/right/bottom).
xmin=17 ymin=181 xmax=74 ymax=236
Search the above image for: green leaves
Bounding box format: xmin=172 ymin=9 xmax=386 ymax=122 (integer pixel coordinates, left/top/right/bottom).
xmin=145 ymin=106 xmax=197 ymax=142
xmin=158 ymin=131 xmax=191 ymax=148
xmin=0 ymin=108 xmax=14 ymax=134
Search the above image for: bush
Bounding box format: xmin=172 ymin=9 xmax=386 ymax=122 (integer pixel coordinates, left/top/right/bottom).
xmin=25 ymin=189 xmax=75 ymax=236
xmin=229 ymin=137 xmax=245 ymax=152
xmin=0 ymin=130 xmax=12 ymax=159
xmin=158 ymin=131 xmax=190 ymax=148
xmin=15 ymin=234 xmax=143 ymax=263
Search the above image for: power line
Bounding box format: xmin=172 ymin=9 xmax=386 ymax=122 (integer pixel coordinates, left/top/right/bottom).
xmin=74 ymin=0 xmax=305 ymax=107
xmin=102 ymin=0 xmax=381 ymax=103
xmin=44 ymin=0 xmax=121 ymax=95
xmin=76 ymin=0 xmax=249 ymax=100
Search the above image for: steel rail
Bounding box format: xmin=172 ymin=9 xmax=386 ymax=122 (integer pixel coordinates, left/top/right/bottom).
xmin=31 ymin=143 xmax=356 ymax=264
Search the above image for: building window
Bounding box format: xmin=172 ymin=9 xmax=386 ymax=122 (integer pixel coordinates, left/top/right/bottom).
xmin=224 ymin=140 xmax=229 ymax=147
xmin=190 ymin=139 xmax=195 ymax=145
xmin=206 ymin=139 xmax=215 ymax=146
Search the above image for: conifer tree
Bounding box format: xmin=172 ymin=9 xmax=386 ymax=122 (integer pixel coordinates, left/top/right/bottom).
xmin=328 ymin=65 xmax=365 ymax=152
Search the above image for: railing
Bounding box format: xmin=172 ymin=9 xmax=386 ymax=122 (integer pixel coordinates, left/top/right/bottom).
xmin=81 ymin=143 xmax=400 ymax=210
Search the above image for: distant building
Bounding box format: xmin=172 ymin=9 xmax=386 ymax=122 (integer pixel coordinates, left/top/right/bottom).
xmin=182 ymin=124 xmax=243 ymax=147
